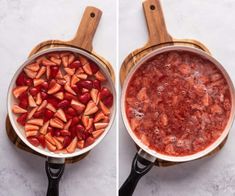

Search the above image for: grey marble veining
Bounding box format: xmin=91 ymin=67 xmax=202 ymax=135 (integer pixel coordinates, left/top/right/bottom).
xmin=0 ymin=0 xmax=116 ymax=196
xmin=119 ymin=0 xmax=235 ymax=196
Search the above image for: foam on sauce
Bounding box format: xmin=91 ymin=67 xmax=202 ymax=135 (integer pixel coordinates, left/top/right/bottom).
xmin=125 ymin=51 xmax=231 ymax=156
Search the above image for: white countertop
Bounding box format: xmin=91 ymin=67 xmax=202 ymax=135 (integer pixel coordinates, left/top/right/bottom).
xmin=119 ymin=0 xmax=235 ymax=196
xmin=0 ymin=1 xmax=116 ymax=196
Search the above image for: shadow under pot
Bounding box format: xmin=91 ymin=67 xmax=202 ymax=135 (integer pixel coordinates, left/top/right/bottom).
xmin=120 ymin=46 xmax=235 ymax=196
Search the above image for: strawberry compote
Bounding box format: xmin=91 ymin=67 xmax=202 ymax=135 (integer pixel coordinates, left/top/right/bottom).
xmin=125 ymin=51 xmax=231 ymax=156
xmin=12 ymin=51 xmax=113 ymax=153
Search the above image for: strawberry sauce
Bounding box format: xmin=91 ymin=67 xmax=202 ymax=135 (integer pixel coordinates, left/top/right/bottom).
xmin=125 ymin=51 xmax=231 ymax=156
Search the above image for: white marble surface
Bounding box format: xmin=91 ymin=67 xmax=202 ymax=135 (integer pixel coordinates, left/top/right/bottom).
xmin=119 ymin=0 xmax=235 ymax=196
xmin=0 ymin=0 xmax=116 ymax=196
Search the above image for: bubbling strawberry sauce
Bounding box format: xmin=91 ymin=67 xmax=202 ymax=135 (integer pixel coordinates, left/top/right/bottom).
xmin=125 ymin=51 xmax=231 ymax=156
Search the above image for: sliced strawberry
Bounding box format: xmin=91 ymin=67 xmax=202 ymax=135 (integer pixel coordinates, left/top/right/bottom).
xmin=54 ymin=92 xmax=64 ymax=100
xmin=82 ymin=116 xmax=89 ymax=128
xmin=56 ymin=79 xmax=67 ymax=85
xmin=75 ymin=67 xmax=85 ymax=75
xmin=50 ymin=57 xmax=61 ymax=65
xmin=42 ymin=58 xmax=56 ymax=66
xmin=55 ymin=70 xmax=63 ymax=79
xmin=77 ymin=80 xmax=93 ymax=90
xmin=67 ymin=107 xmax=77 ymax=116
xmin=25 ymin=131 xmax=38 ymax=137
xmin=66 ymin=137 xmax=77 ymax=153
xmin=40 ymin=121 xmax=49 ymax=135
xmin=71 ymin=116 xmax=80 ymax=127
xmin=36 ymin=66 xmax=46 ymax=78
xmin=103 ymin=95 xmax=113 ymax=108
xmin=46 ymin=103 xmax=56 ymax=112
xmin=47 ymin=97 xmax=59 ymax=108
xmin=19 ymin=98 xmax=29 ymax=109
xmin=17 ymin=113 xmax=28 ymax=126
xmin=44 ymin=109 xmax=54 ymax=122
xmin=29 ymin=87 xmax=39 ymax=96
xmin=92 ymin=129 xmax=105 ymax=138
xmin=94 ymin=122 xmax=108 ymax=130
xmin=12 ymin=104 xmax=27 ymax=114
xmin=79 ymin=92 xmax=91 ymax=104
xmin=64 ymin=92 xmax=77 ymax=101
xmin=100 ymin=87 xmax=111 ymax=100
xmin=102 ymin=116 xmax=110 ymax=123
xmin=90 ymin=61 xmax=99 ymax=74
xmin=37 ymin=135 xmax=46 ymax=148
xmin=86 ymin=118 xmax=93 ymax=130
xmin=64 ymin=119 xmax=72 ymax=130
xmin=40 ymin=81 xmax=49 ymax=92
xmin=41 ymin=92 xmax=48 ymax=100
xmin=33 ymin=109 xmax=45 ymax=118
xmin=50 ymin=66 xmax=59 ymax=79
xmin=37 ymin=100 xmax=47 ymax=111
xmin=13 ymin=86 xmax=28 ymax=98
xmin=69 ymin=60 xmax=81 ymax=69
xmin=48 ymin=52 xmax=60 ymax=59
xmin=71 ymin=75 xmax=80 ymax=87
xmin=68 ymin=54 xmax=75 ymax=65
xmin=60 ymin=130 xmax=71 ymax=137
xmin=55 ymin=136 xmax=64 ymax=144
xmin=27 ymin=137 xmax=40 ymax=147
xmin=76 ymin=73 xmax=88 ymax=80
xmin=45 ymin=140 xmax=56 ymax=152
xmin=24 ymin=68 xmax=37 ymax=79
xmin=83 ymin=63 xmax=92 ymax=75
xmin=27 ymin=118 xmax=43 ymax=126
xmin=85 ymin=137 xmax=95 ymax=147
xmin=77 ymin=140 xmax=85 ymax=149
xmin=28 ymin=94 xmax=37 ymax=107
xmin=69 ymin=126 xmax=77 ymax=139
xmin=64 ymin=68 xmax=75 ymax=75
xmin=90 ymin=88 xmax=99 ymax=104
xmin=94 ymin=111 xmax=106 ymax=123
xmin=46 ymin=66 xmax=51 ymax=79
xmin=64 ymin=74 xmax=71 ymax=84
xmin=55 ymin=109 xmax=67 ymax=122
xmin=48 ymin=82 xmax=61 ymax=94
xmin=99 ymin=101 xmax=110 ymax=115
xmin=64 ymin=83 xmax=76 ymax=95
xmin=71 ymin=100 xmax=85 ymax=113
xmin=24 ymin=78 xmax=33 ymax=86
xmin=16 ymin=72 xmax=26 ymax=86
xmin=95 ymin=71 xmax=106 ymax=81
xmin=58 ymin=100 xmax=70 ymax=109
xmin=53 ymin=137 xmax=63 ymax=150
xmin=26 ymin=63 xmax=40 ymax=72
xmin=63 ymin=136 xmax=72 ymax=148
xmin=93 ymin=79 xmax=101 ymax=90
xmin=50 ymin=118 xmax=64 ymax=129
xmin=75 ymin=124 xmax=85 ymax=133
xmin=27 ymin=107 xmax=38 ymax=119
xmin=84 ymin=101 xmax=98 ymax=116
xmin=52 ymin=129 xmax=61 ymax=137
xmin=25 ymin=124 xmax=39 ymax=132
xmin=62 ymin=56 xmax=69 ymax=67
xmin=45 ymin=132 xmax=56 ymax=145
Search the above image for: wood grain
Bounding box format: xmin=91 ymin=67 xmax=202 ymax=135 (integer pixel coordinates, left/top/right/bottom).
xmin=120 ymin=0 xmax=226 ymax=167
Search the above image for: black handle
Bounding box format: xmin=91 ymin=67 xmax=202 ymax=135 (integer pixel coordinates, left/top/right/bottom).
xmin=45 ymin=161 xmax=65 ymax=196
xmin=119 ymin=153 xmax=154 ymax=196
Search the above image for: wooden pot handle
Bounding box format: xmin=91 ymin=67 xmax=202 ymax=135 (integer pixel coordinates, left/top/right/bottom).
xmin=143 ymin=0 xmax=172 ymax=47
xmin=66 ymin=6 xmax=102 ymax=52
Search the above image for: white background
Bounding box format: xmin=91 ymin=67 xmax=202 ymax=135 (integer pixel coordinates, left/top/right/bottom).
xmin=0 ymin=0 xmax=116 ymax=196
xmin=119 ymin=0 xmax=235 ymax=196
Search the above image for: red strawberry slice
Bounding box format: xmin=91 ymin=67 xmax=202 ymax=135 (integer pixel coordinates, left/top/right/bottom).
xmin=48 ymin=82 xmax=61 ymax=94
xmin=16 ymin=72 xmax=26 ymax=86
xmin=79 ymin=92 xmax=91 ymax=104
xmin=69 ymin=60 xmax=81 ymax=69
xmin=37 ymin=100 xmax=47 ymax=111
xmin=27 ymin=107 xmax=38 ymax=119
xmin=99 ymin=101 xmax=110 ymax=115
xmin=50 ymin=118 xmax=64 ymax=129
xmin=47 ymin=97 xmax=59 ymax=108
xmin=40 ymin=81 xmax=49 ymax=92
xmin=29 ymin=87 xmax=39 ymax=96
xmin=55 ymin=109 xmax=67 ymax=122
xmin=46 ymin=103 xmax=56 ymax=112
xmin=17 ymin=113 xmax=28 ymax=126
xmin=37 ymin=135 xmax=46 ymax=148
xmin=68 ymin=54 xmax=75 ymax=65
xmin=24 ymin=68 xmax=37 ymax=79
xmin=28 ymin=94 xmax=37 ymax=107
xmin=63 ymin=136 xmax=72 ymax=148
xmin=83 ymin=63 xmax=92 ymax=75
xmin=25 ymin=124 xmax=39 ymax=132
xmin=77 ymin=80 xmax=93 ymax=90
xmin=90 ymin=61 xmax=99 ymax=74
xmin=33 ymin=109 xmax=45 ymax=118
xmin=77 ymin=140 xmax=85 ymax=149
xmin=62 ymin=56 xmax=69 ymax=67
xmin=53 ymin=137 xmax=63 ymax=150
xmin=42 ymin=58 xmax=56 ymax=66
xmin=64 ymin=119 xmax=72 ymax=130
xmin=58 ymin=100 xmax=70 ymax=109
xmin=55 ymin=70 xmax=63 ymax=79
xmin=95 ymin=71 xmax=106 ymax=81
xmin=45 ymin=132 xmax=56 ymax=145
xmin=27 ymin=137 xmax=40 ymax=147
xmin=64 ymin=83 xmax=76 ymax=95
xmin=85 ymin=137 xmax=95 ymax=147
xmin=71 ymin=75 xmax=80 ymax=87
xmin=82 ymin=116 xmax=89 ymax=128
xmin=86 ymin=118 xmax=93 ymax=130
xmin=94 ymin=112 xmax=106 ymax=123
xmin=50 ymin=57 xmax=61 ymax=65
xmin=44 ymin=109 xmax=54 ymax=122
xmin=13 ymin=86 xmax=28 ymax=98
xmin=12 ymin=104 xmax=27 ymax=114
xmin=41 ymin=92 xmax=48 ymax=100
xmin=24 ymin=78 xmax=33 ymax=86
xmin=35 ymin=93 xmax=42 ymax=105
xmin=26 ymin=63 xmax=40 ymax=72
xmin=19 ymin=97 xmax=29 ymax=109
xmin=92 ymin=129 xmax=105 ymax=138
xmin=64 ymin=92 xmax=78 ymax=101
xmin=50 ymin=66 xmax=59 ymax=79
xmin=27 ymin=118 xmax=44 ymax=126
xmin=67 ymin=107 xmax=77 ymax=116
xmin=54 ymin=92 xmax=64 ymax=100
xmin=75 ymin=124 xmax=85 ymax=132
xmin=40 ymin=121 xmax=49 ymax=135
xmin=36 ymin=66 xmax=46 ymax=78
xmin=45 ymin=140 xmax=56 ymax=152
xmin=60 ymin=130 xmax=71 ymax=137
xmin=56 ymin=79 xmax=67 ymax=86
xmin=94 ymin=122 xmax=108 ymax=130
xmin=93 ymin=79 xmax=101 ymax=90
xmin=103 ymin=94 xmax=113 ymax=108
xmin=71 ymin=100 xmax=85 ymax=114
xmin=25 ymin=131 xmax=38 ymax=137
xmin=71 ymin=116 xmax=80 ymax=127
xmin=100 ymin=87 xmax=112 ymax=100
xmin=66 ymin=137 xmax=77 ymax=153
xmin=84 ymin=101 xmax=98 ymax=116
xmin=90 ymin=88 xmax=99 ymax=104
xmin=64 ymin=68 xmax=75 ymax=75
xmin=76 ymin=73 xmax=88 ymax=80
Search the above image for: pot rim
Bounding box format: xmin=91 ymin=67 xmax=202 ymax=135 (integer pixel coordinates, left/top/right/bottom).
xmin=8 ymin=47 xmax=116 ymax=159
xmin=121 ymin=45 xmax=235 ymax=162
